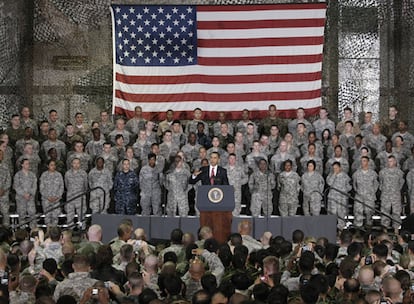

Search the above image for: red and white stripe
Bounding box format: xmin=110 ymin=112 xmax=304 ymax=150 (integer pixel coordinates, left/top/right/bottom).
xmin=113 ymin=3 xmax=326 ymax=120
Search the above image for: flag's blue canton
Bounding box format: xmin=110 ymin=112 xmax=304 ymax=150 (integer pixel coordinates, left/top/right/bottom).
xmin=113 ymin=5 xmax=197 ymax=66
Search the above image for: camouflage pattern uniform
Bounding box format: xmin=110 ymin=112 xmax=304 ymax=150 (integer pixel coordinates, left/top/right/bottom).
xmin=248 ymin=170 xmax=276 ymax=216
xmin=312 ymin=118 xmax=335 ymax=139
xmin=16 ymin=153 xmax=41 ymax=177
xmin=64 ymin=168 xmax=88 ymax=224
xmin=352 ymin=168 xmax=379 ymax=227
xmin=406 ymin=168 xmax=414 ymax=213
xmin=246 ymin=152 xmax=267 ymax=173
xmin=132 ymin=140 xmax=152 ymax=162
xmin=113 ymin=170 xmax=139 ymax=214
xmin=172 ymin=132 xmax=186 ymax=148
xmin=15 ymin=138 xmax=40 ymax=157
xmin=288 ymin=119 xmax=313 ymax=134
xmin=379 ymin=166 xmax=404 ymax=229
xmin=270 ymin=152 xmax=297 ymax=174
xmin=181 ymin=143 xmax=202 ymax=166
xmin=301 ymin=171 xmax=325 ymax=216
xmin=325 ymin=157 xmax=349 ymax=176
xmin=225 ymin=164 xmax=248 ymax=216
xmin=299 ymin=155 xmax=323 ymax=175
xmin=13 ymin=169 xmax=37 ymax=227
xmin=269 ymin=135 xmax=282 ymax=154
xmin=66 ymin=152 xmax=91 ymax=172
xmin=109 ymin=129 xmax=132 ymax=146
xmin=326 ymin=171 xmax=352 ymax=230
xmin=99 ymin=122 xmax=115 ymax=138
xmin=99 ymin=152 xmax=118 ymax=175
xmin=139 ymin=164 xmax=163 ymax=216
xmin=9 ymin=290 xmax=36 ymax=304
xmin=213 ymin=121 xmax=234 ymax=137
xmin=85 ymin=139 xmax=105 ymax=160
xmin=142 ymin=155 xmax=166 ymax=174
xmin=186 ymin=120 xmax=209 ymax=136
xmin=164 ymin=168 xmax=191 ymax=216
xmin=48 ymin=121 xmax=65 ymax=137
xmin=53 ymin=272 xmax=97 ymax=302
xmin=364 ymin=133 xmax=386 ymax=154
xmin=159 ymin=142 xmax=180 ymax=163
xmin=0 ymin=163 xmax=11 ymax=226
xmin=39 ymin=170 xmax=64 ymax=226
xmin=278 ymin=171 xmax=301 ymax=216
xmin=88 ymin=167 xmax=113 ymax=214
xmin=41 ymin=139 xmax=66 ymax=161
xmin=126 ymin=117 xmax=146 ymax=134
xmin=403 ymin=156 xmax=414 ymax=172
xmin=376 ymin=151 xmax=396 ymax=171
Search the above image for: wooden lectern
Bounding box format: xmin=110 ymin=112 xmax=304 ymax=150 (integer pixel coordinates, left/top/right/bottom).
xmin=197 ymin=185 xmax=235 ymax=244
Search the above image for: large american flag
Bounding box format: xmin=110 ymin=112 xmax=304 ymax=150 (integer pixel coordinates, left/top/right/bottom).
xmin=111 ymin=3 xmax=326 ymax=121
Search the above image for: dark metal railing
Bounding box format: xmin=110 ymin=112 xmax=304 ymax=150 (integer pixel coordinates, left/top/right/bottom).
xmin=15 ymin=186 xmax=106 ymax=230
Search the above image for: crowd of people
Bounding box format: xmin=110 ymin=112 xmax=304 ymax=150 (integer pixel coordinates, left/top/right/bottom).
xmin=0 ymin=218 xmax=413 ymax=303
xmin=0 ymin=104 xmax=414 ymax=303
xmin=0 ymin=104 xmax=412 ymax=231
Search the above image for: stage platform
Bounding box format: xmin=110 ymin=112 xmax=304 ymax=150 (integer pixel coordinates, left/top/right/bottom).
xmin=92 ymin=214 xmax=338 ymax=244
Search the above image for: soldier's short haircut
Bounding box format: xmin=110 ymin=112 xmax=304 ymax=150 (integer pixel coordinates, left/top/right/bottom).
xmin=147 ymin=153 xmax=156 ymax=160
xmin=332 ymin=161 xmax=341 ymax=167
xmin=72 ymin=254 xmax=90 ymax=268
xmin=117 ymin=222 xmax=132 ymax=237
xmin=170 ymin=228 xmax=183 ymax=244
xmin=49 ymin=226 xmax=61 ymax=242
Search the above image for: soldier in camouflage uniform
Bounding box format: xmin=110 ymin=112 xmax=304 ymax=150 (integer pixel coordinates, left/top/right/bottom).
xmin=40 ymin=159 xmax=64 ymax=226
xmin=139 ymin=153 xmax=163 ymax=216
xmin=126 ymin=106 xmax=146 ymax=134
xmin=16 ymin=143 xmax=41 ymax=177
xmin=99 ymin=142 xmax=118 ymax=175
xmin=225 ymin=153 xmax=248 ymax=216
xmin=171 ymin=120 xmax=186 ymax=148
xmin=13 ymin=159 xmax=37 ymax=228
xmin=185 ymin=108 xmax=209 ymax=136
xmin=132 ymin=129 xmax=152 ymax=163
xmin=117 ymin=146 xmax=139 ymax=173
xmin=0 ymin=134 xmax=14 ymax=176
xmin=363 ymin=122 xmax=386 ymax=157
xmin=181 ymin=132 xmax=202 ymax=168
xmin=406 ymin=166 xmax=414 ymax=213
xmin=246 ymin=141 xmax=267 ymax=173
xmin=270 ymin=140 xmax=297 ymax=174
xmin=53 ymin=255 xmax=98 ymax=302
xmin=301 ymin=160 xmax=325 ymax=216
xmin=109 ymin=118 xmax=132 ymax=146
xmin=278 ymin=160 xmax=301 ymax=216
xmin=113 ymin=159 xmax=139 ymax=215
xmin=40 ymin=128 xmax=66 ymax=162
xmin=379 ymin=155 xmax=404 ymax=231
xmin=88 ymin=157 xmax=113 ymax=214
xmin=352 ymin=156 xmax=379 ymax=228
xmin=325 ymin=145 xmax=350 ymax=176
xmin=159 ymin=130 xmax=180 ymax=164
xmin=249 ymin=158 xmax=276 ymax=216
xmin=85 ymin=128 xmax=105 ymax=160
xmin=64 ymin=158 xmax=88 ymax=225
xmin=48 ymin=109 xmax=65 ymax=138
xmin=66 ymin=141 xmax=92 ymax=172
xmin=164 ymin=155 xmax=191 ymax=216
xmin=326 ymin=162 xmax=352 ymax=230
xmin=0 ymin=150 xmax=11 ymax=226
xmin=15 ymin=127 xmax=40 ymax=158
xmin=140 ymin=143 xmax=165 ymax=173
xmin=9 ymin=274 xmax=37 ymax=304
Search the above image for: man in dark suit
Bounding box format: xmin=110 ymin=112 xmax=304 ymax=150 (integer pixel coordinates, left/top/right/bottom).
xmin=189 ymin=152 xmax=229 ymax=185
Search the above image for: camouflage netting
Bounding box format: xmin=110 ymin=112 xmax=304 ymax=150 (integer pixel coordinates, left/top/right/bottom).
xmin=0 ymin=0 xmax=413 ymax=129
